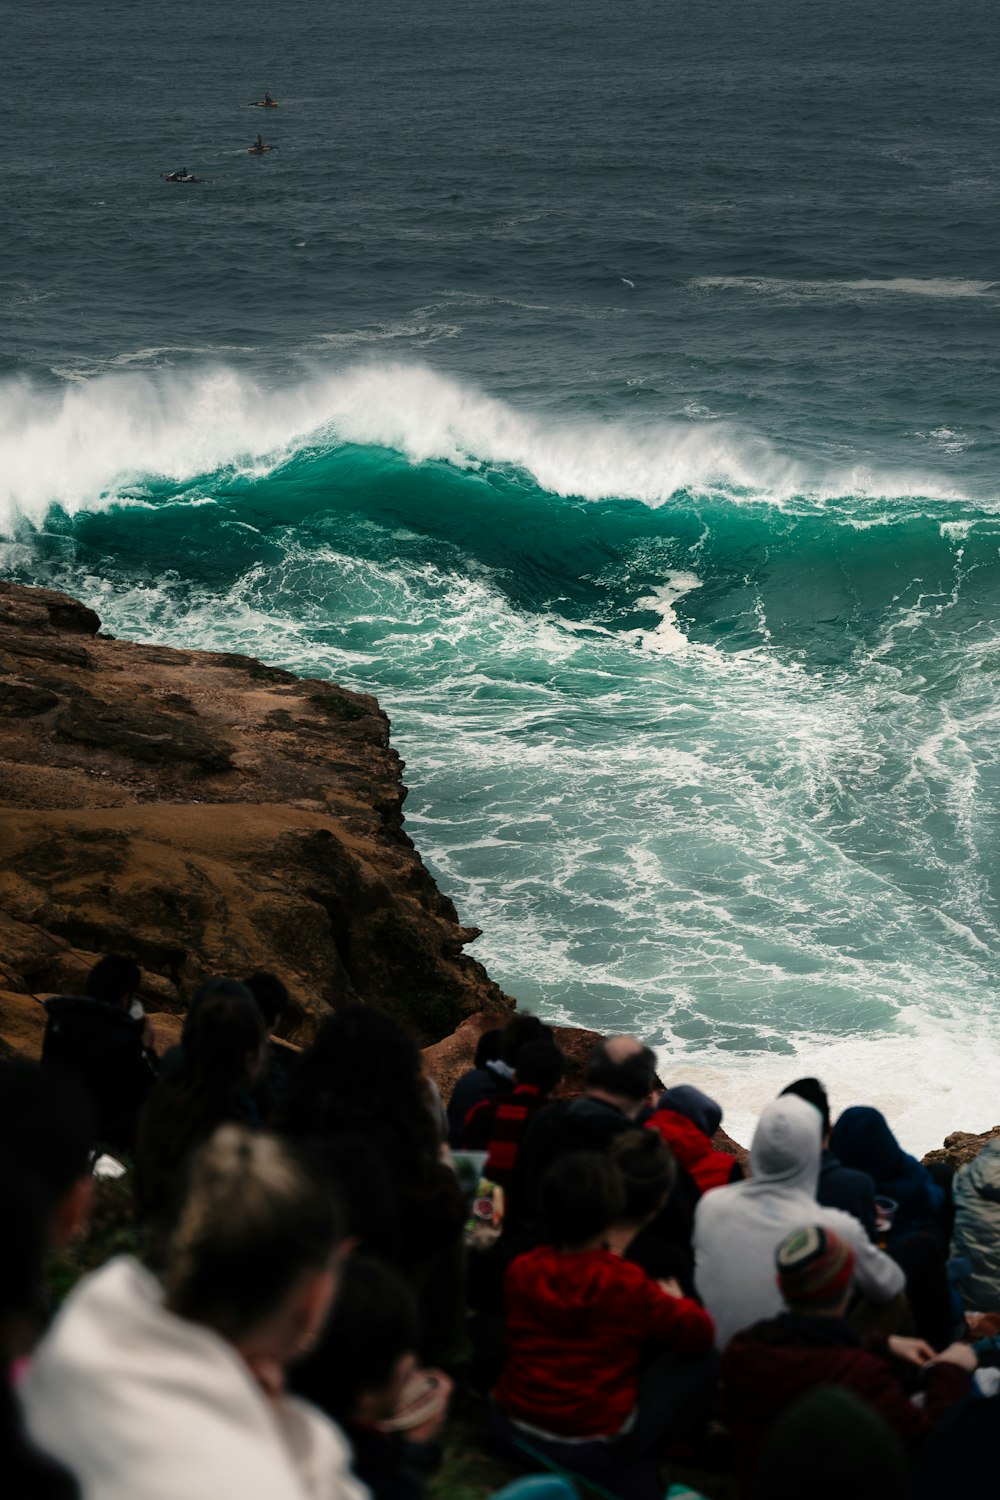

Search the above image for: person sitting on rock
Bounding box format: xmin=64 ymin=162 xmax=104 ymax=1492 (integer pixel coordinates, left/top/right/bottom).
xmin=492 ymin=1151 xmax=715 ymax=1500
xmin=42 ymin=953 xmax=156 ymax=1155
xmin=463 ymin=1040 xmax=566 ymax=1190
xmin=509 ymin=1036 xmax=702 ymax=1281
xmin=22 ymin=1125 xmax=366 ymax=1500
xmin=723 ymin=1223 xmax=976 ymax=1495
xmin=829 ymin=1103 xmax=957 ymax=1348
xmin=447 ymin=1014 xmax=553 ymax=1147
xmin=135 ymin=979 xmax=268 ymax=1235
xmin=292 ymin=1254 xmax=452 ymax=1500
xmin=694 ymin=1095 xmax=906 ymax=1350
xmin=831 ymin=1106 xmax=948 ymax=1246
xmin=949 ymin=1135 xmax=1000 ymax=1314
xmin=510 ymin=1036 xmax=659 ymax=1225
xmin=277 ymin=1007 xmax=467 ymax=1365
xmin=647 ymin=1084 xmax=744 ymax=1194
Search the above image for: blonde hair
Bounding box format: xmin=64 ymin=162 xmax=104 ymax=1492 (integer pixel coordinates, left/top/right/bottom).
xmin=163 ymin=1125 xmax=339 ymax=1341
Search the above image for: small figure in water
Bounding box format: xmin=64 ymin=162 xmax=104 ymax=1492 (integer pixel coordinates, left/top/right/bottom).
xmin=255 ymin=133 xmax=264 ymax=151
xmin=263 ymin=90 xmax=273 ymax=105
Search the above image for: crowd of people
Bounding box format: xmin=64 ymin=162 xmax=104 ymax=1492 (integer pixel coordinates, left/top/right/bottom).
xmin=4 ymin=953 xmax=1000 ymax=1500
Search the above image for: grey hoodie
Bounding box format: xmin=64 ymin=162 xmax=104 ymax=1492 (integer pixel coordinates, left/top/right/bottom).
xmin=951 ymin=1137 xmax=1000 ymax=1313
xmin=694 ymin=1095 xmax=905 ymax=1349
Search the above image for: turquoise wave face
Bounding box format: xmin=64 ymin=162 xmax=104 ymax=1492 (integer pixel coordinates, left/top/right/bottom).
xmin=11 ymin=423 xmax=1000 ymax=1147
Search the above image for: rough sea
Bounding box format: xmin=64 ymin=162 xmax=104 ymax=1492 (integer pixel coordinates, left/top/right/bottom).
xmin=4 ymin=0 xmax=999 ymax=1148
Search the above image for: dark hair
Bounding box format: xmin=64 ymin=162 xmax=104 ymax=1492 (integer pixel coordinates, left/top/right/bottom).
xmin=474 ymin=1029 xmax=504 ymax=1070
xmin=0 ymin=1059 xmax=94 ymax=1207
xmin=540 ymin=1151 xmax=625 ymax=1246
xmin=515 ymin=1040 xmax=566 ymax=1093
xmin=608 ymin=1129 xmax=677 ymax=1221
xmin=781 ymin=1078 xmax=831 ymax=1135
xmin=164 ymin=1126 xmax=340 ymax=1342
xmin=291 ymin=1253 xmax=418 ymax=1420
xmin=586 ymin=1040 xmax=658 ymax=1104
xmin=304 ymin=1134 xmax=400 ymax=1260
xmin=243 ymin=972 xmax=289 ymax=1033
xmin=180 ymin=978 xmax=260 ymax=1056
xmin=86 ymin=953 xmax=141 ymax=1006
xmin=501 ymin=1012 xmax=554 ymax=1067
xmin=279 ymin=1006 xmax=439 ymax=1175
xmin=136 ymin=982 xmax=266 ymax=1229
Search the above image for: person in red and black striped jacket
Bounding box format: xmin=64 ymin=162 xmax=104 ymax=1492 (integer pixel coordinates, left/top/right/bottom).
xmin=462 ymin=1042 xmax=566 ymax=1189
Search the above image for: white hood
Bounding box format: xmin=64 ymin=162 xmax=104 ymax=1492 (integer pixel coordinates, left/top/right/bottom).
xmin=694 ymin=1095 xmax=903 ymax=1349
xmin=22 ymin=1256 xmax=368 ymax=1500
xmin=747 ymin=1095 xmax=823 ymax=1194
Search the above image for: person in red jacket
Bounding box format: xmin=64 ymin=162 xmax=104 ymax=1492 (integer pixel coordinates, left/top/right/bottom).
xmin=492 ymin=1150 xmax=716 ymax=1498
xmin=723 ymin=1223 xmax=975 ymax=1496
xmin=463 ymin=1042 xmax=566 ymax=1190
xmin=646 ymin=1085 xmax=743 ymax=1195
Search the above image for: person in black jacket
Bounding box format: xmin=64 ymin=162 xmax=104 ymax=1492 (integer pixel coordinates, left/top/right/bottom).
xmin=508 ymin=1036 xmax=701 ymax=1289
xmin=781 ymin=1078 xmax=879 ymax=1241
xmin=41 ymin=954 xmax=156 ymax=1155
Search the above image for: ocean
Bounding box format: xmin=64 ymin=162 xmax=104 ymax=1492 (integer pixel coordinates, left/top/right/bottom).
xmin=4 ymin=0 xmax=999 ymax=1149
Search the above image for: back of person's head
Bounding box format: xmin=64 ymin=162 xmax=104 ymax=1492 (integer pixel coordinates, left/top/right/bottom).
xmin=749 ymin=1094 xmax=823 ymax=1190
xmin=243 ymin=972 xmax=289 ymax=1034
xmin=85 ymin=953 xmax=141 ymax=1007
xmin=515 ymin=1040 xmax=566 ymax=1094
xmin=540 ymin=1151 xmax=625 ymax=1247
xmin=501 ymin=1011 xmax=554 ymax=1067
xmin=776 ymin=1224 xmax=855 ymax=1313
xmin=830 ymin=1106 xmax=904 ymax=1182
xmin=180 ymin=978 xmax=266 ymax=1086
xmin=780 ymin=1077 xmax=831 ymax=1136
xmin=291 ymin=1253 xmax=419 ymax=1422
xmin=473 ymin=1028 xmax=504 ymax=1070
xmin=0 ymin=1059 xmax=94 ymax=1246
xmin=657 ymin=1083 xmax=723 ymax=1138
xmin=281 ymin=1006 xmax=434 ymax=1164
xmin=586 ymin=1037 xmax=658 ymax=1105
xmin=753 ymin=1387 xmax=909 ymax=1500
xmin=0 ymin=1152 xmax=49 ymax=1361
xmin=163 ymin=1125 xmax=340 ymax=1345
xmin=609 ymin=1128 xmax=677 ymax=1223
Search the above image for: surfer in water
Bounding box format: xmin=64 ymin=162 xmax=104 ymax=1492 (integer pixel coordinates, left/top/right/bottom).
xmin=263 ymin=90 xmax=273 ymax=105
xmin=253 ymin=133 xmax=264 ymax=152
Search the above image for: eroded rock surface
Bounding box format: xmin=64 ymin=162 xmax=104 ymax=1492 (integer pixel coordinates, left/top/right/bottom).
xmin=0 ymin=582 xmax=511 ymax=1052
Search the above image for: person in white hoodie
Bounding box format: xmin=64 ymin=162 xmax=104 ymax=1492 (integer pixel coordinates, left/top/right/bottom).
xmin=22 ymin=1126 xmax=368 ymax=1500
xmin=694 ymin=1094 xmax=905 ymax=1350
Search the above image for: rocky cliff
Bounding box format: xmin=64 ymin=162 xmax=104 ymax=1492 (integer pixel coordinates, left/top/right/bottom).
xmin=0 ymin=582 xmax=512 ymax=1057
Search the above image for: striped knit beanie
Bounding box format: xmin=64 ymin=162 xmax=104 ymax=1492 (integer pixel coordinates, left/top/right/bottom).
xmin=776 ymin=1224 xmax=855 ymax=1309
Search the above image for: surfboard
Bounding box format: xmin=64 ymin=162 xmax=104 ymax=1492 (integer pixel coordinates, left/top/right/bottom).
xmin=247 ymin=145 xmax=275 ymax=154
xmin=249 ymin=101 xmax=278 ymax=108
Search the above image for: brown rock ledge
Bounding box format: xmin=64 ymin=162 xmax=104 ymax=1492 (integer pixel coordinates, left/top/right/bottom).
xmin=0 ymin=581 xmax=512 ymax=1052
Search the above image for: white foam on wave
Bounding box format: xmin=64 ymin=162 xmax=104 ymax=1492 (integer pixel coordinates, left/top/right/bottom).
xmin=47 ymin=510 xmax=1000 ymax=1159
xmin=630 ymin=571 xmax=703 ymax=655
xmin=660 ymin=1006 xmax=1000 ymax=1157
xmin=0 ymin=361 xmax=970 ymax=532
xmin=694 ymin=275 xmax=999 ymax=301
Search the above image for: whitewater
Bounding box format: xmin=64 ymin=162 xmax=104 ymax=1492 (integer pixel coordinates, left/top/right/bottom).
xmin=5 ymin=0 xmax=1000 ymax=1151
